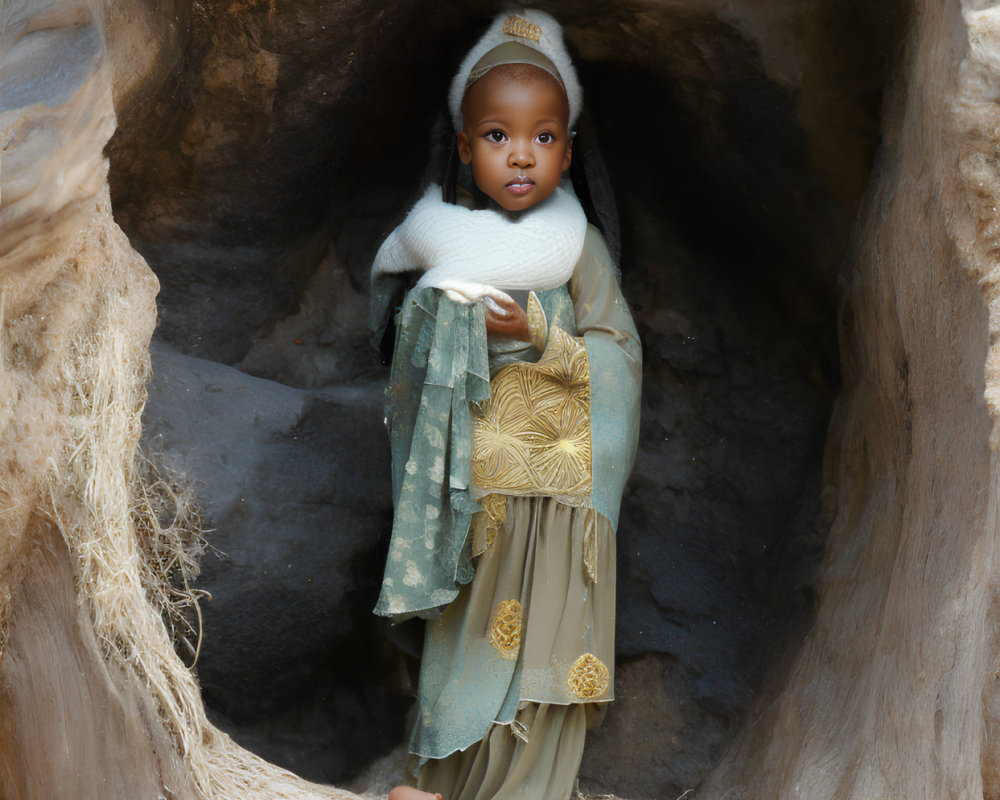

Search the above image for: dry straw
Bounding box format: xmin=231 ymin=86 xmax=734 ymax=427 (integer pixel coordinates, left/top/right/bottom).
xmin=38 ymin=200 xmax=352 ymax=799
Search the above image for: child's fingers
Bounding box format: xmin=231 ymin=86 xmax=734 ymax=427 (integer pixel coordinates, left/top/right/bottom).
xmin=483 ymin=295 xmax=511 ymax=317
xmin=438 ymin=282 xmax=513 ymax=308
xmin=486 ymin=304 xmax=526 ymax=325
xmin=483 ymin=288 xmax=515 ymax=307
xmin=484 ymin=300 xmax=530 ymax=341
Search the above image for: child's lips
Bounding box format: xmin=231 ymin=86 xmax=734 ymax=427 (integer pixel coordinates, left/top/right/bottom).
xmin=505 ymin=177 xmax=535 ymax=195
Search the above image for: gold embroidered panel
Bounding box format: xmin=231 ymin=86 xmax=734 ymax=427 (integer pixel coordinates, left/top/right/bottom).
xmin=568 ymin=653 xmax=610 ymax=699
xmin=488 ymin=598 xmax=523 ymax=660
xmin=472 ymin=326 xmax=591 ymax=498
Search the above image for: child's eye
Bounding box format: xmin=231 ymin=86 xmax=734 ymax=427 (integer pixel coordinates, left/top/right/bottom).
xmin=537 ymin=132 xmax=555 ymax=144
xmin=486 ymin=129 xmax=508 ymax=143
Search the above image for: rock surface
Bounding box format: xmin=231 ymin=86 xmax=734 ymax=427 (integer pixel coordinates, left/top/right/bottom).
xmin=123 ymin=2 xmax=861 ymax=792
xmin=144 ymin=342 xmax=407 ymax=782
xmin=114 ymin=0 xmax=887 ymax=795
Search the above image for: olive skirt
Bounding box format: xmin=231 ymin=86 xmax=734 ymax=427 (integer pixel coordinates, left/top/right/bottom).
xmin=412 ymin=495 xmax=615 ymax=800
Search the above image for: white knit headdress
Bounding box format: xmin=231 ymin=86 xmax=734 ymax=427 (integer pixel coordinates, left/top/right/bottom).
xmin=448 ymin=9 xmax=582 ymax=131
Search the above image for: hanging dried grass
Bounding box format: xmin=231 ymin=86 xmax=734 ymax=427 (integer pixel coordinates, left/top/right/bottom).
xmin=36 ymin=199 xmax=353 ymax=800
xmin=131 ymin=446 xmax=209 ymax=667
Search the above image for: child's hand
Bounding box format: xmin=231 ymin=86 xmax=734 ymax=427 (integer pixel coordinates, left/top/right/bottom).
xmin=484 ymin=292 xmax=530 ymax=341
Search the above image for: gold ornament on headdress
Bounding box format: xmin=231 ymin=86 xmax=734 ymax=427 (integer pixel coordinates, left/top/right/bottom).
xmin=503 ymin=14 xmax=541 ymax=42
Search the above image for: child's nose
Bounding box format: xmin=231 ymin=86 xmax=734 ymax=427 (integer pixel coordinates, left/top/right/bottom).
xmin=508 ymin=143 xmax=534 ymax=168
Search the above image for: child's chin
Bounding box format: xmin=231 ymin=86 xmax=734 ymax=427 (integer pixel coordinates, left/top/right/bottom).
xmin=494 ymin=190 xmax=548 ymax=212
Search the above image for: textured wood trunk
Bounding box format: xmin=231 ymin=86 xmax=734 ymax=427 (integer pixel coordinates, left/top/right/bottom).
xmin=0 ymin=522 xmax=196 ymax=800
xmin=702 ymin=2 xmax=1000 ymax=797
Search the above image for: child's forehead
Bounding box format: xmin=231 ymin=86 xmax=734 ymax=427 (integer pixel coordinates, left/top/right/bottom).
xmin=463 ymin=65 xmax=570 ymax=116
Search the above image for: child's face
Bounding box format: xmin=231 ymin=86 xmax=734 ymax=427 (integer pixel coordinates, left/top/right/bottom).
xmin=456 ymin=67 xmax=572 ymax=212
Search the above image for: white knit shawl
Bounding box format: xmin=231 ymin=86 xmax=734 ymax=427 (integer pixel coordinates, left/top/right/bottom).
xmin=372 ymin=184 xmax=587 ymax=304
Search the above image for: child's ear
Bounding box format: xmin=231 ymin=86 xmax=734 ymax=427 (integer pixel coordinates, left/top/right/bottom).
xmin=562 ymin=137 xmax=573 ymax=172
xmin=457 ymin=132 xmax=472 ymax=165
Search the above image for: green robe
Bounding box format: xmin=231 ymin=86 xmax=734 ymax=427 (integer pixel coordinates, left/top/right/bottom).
xmin=375 ymin=225 xmax=641 ymax=623
xmin=375 ymin=224 xmax=641 ymax=793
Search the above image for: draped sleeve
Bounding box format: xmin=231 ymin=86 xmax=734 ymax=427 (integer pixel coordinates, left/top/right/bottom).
xmin=374 ymin=286 xmax=491 ymax=620
xmin=570 ymin=225 xmax=642 ymax=530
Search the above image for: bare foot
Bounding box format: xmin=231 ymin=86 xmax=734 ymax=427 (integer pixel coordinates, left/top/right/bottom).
xmin=387 ymin=787 xmax=442 ymax=800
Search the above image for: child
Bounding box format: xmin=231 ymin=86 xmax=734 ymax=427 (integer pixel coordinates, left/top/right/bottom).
xmin=371 ymin=10 xmax=641 ymax=800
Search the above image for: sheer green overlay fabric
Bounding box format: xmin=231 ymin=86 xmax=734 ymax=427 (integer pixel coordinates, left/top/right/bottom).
xmin=374 ymin=290 xmax=490 ymax=619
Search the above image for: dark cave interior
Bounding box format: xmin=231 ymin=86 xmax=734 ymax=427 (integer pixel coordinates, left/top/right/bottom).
xmin=107 ymin=2 xmax=904 ymax=794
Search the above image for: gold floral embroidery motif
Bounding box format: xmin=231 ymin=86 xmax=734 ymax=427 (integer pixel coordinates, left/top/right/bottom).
xmin=472 ymin=494 xmax=508 ymax=556
xmin=568 ymin=653 xmax=610 ymax=699
xmin=488 ymin=598 xmax=522 ymax=660
xmin=472 ymin=326 xmax=591 ymax=497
